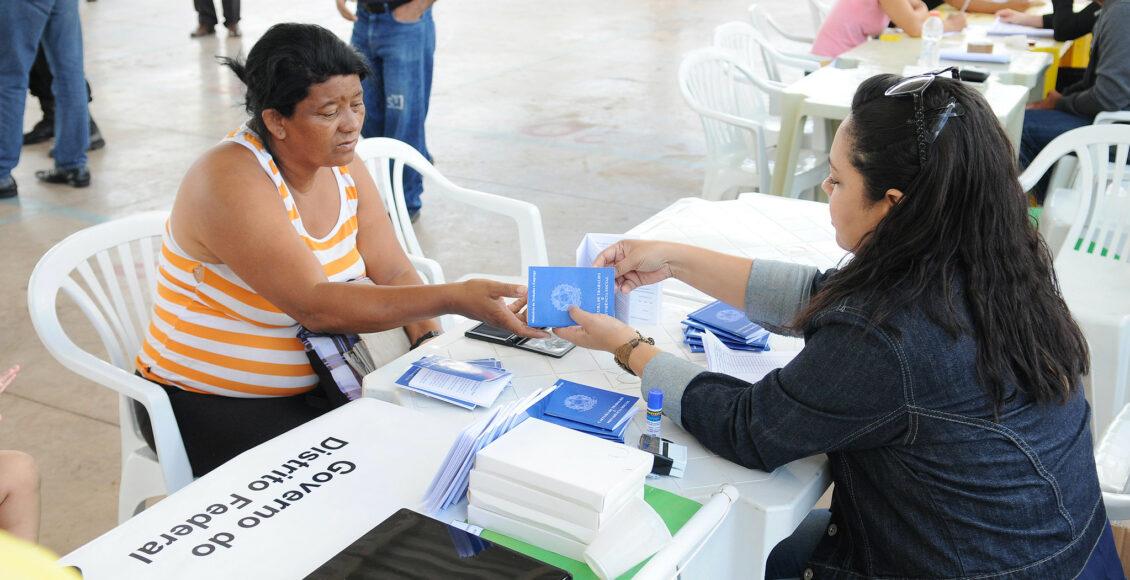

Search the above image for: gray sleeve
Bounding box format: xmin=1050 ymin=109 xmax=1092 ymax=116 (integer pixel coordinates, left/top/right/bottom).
xmin=743 ymin=260 xmax=821 ymax=337
xmin=1057 ymin=4 xmax=1130 ymax=118
xmin=640 ymin=352 xmax=706 ymax=428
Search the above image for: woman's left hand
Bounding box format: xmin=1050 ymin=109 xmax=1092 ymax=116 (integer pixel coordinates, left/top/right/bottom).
xmin=553 ymin=306 xmax=639 ymax=353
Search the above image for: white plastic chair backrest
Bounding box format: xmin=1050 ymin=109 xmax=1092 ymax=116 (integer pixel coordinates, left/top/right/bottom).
xmin=679 ymin=48 xmax=779 ymax=192
xmin=1096 ymin=317 xmax=1130 ymax=520
xmin=1018 ymin=124 xmax=1130 ymax=263
xmin=633 ymin=484 xmax=740 ymax=580
xmin=1096 ymin=111 xmax=1130 ymax=126
xmin=748 ymin=3 xmax=816 ymax=45
xmin=354 ymin=137 xmax=548 ymax=278
xmin=714 ymin=21 xmax=819 ymax=87
xmin=27 ymin=211 xmax=193 ymax=493
xmin=807 ymin=0 xmax=832 ymax=35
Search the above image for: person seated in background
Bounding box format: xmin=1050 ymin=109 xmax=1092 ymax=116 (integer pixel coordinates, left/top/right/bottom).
xmin=812 ymin=0 xmax=966 ymax=58
xmin=0 ymin=366 xmax=39 ymax=546
xmin=1020 ymin=0 xmax=1130 ymax=203
xmin=557 ymin=72 xmax=1120 ymax=577
xmin=134 ymin=23 xmax=546 ymax=477
xmin=997 ymin=0 xmax=1098 ymax=41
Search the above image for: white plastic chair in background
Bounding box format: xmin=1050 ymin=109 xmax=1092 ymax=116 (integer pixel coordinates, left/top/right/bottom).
xmin=678 ymin=47 xmax=829 ymax=200
xmin=633 ymin=485 xmax=740 ymax=580
xmin=750 ymin=2 xmax=813 ymax=46
xmin=806 ymin=0 xmax=833 ymax=39
xmin=1019 ymin=123 xmax=1130 ymax=436
xmin=354 ymin=138 xmax=549 ymax=284
xmin=1033 ymin=112 xmax=1130 ymax=258
xmin=27 ymin=211 xmax=193 ymax=523
xmin=1094 ymin=316 xmax=1130 ymax=522
xmin=714 ymin=21 xmax=820 ymax=87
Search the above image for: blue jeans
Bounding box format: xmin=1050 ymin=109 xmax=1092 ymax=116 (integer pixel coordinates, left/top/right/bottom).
xmin=765 ymin=509 xmax=830 ymax=579
xmin=351 ymin=7 xmax=435 ymax=212
xmin=1019 ymin=109 xmax=1090 ymax=203
xmin=0 ymin=0 xmax=89 ymax=181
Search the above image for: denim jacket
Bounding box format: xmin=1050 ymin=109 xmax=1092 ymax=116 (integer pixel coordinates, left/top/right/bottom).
xmin=642 ymin=260 xmax=1108 ymax=579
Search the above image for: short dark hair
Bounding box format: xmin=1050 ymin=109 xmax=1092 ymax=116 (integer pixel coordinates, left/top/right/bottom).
xmin=794 ymin=74 xmax=1089 ymax=415
xmin=219 ymin=23 xmax=370 ymax=144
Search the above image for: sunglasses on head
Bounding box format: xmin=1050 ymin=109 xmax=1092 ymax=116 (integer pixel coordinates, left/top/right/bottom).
xmin=884 ymin=67 xmax=966 ymax=168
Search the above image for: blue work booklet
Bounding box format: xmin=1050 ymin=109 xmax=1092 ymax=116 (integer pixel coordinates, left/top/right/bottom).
xmin=527 ymin=266 xmax=616 ymax=328
xmin=526 ymin=379 xmax=639 ymax=442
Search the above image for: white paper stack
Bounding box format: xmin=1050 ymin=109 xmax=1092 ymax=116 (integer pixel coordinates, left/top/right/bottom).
xmin=466 ymin=418 xmax=653 ymax=559
xmin=421 ymin=388 xmax=552 ymax=514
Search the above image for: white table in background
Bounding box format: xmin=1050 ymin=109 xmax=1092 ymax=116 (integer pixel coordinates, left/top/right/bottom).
xmin=627 ymin=194 xmax=847 ymax=302
xmin=770 ymin=67 xmax=1029 ymax=197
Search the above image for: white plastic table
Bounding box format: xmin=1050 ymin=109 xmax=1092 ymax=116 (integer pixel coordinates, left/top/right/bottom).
xmin=770 ymin=67 xmax=1030 ymax=196
xmin=59 ymin=399 xmax=464 ymax=579
xmin=362 ymin=195 xmax=844 ymax=578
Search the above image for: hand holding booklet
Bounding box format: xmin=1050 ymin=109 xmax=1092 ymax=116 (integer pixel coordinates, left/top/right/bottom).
xmin=527 ymin=266 xmax=616 ymax=328
xmin=575 ymin=233 xmax=663 ymax=326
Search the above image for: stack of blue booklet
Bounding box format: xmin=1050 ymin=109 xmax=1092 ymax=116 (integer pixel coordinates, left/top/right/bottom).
xmin=395 ymin=355 xmax=512 ymax=410
xmin=682 ymin=301 xmax=771 ymax=353
xmin=525 ymin=379 xmax=639 ymax=443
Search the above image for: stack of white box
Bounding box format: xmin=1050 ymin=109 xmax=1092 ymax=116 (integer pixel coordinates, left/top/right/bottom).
xmin=467 ymin=418 xmax=654 ymax=559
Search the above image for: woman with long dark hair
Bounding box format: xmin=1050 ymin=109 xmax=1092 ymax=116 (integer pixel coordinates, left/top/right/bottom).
xmin=556 ymin=72 xmax=1121 ymax=577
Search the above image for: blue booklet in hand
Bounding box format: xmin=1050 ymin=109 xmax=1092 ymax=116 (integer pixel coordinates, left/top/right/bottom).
xmin=542 ymin=379 xmax=639 ymax=432
xmin=527 ymin=266 xmax=616 ymax=328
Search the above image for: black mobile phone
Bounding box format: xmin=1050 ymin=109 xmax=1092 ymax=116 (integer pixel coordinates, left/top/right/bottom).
xmin=307 ymin=508 xmax=571 ymax=579
xmin=464 ymin=322 xmax=576 ymax=358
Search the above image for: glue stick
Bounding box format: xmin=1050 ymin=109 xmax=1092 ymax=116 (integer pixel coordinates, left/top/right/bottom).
xmin=646 ymin=389 xmax=663 ymax=438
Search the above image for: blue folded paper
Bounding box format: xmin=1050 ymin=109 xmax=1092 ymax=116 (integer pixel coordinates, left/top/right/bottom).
xmin=527 ymin=266 xmax=616 ymax=328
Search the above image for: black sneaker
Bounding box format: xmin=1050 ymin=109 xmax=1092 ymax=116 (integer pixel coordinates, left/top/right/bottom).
xmin=0 ymin=177 xmax=16 ymax=199
xmin=35 ymin=166 xmax=90 ymax=188
xmin=22 ymin=118 xmax=54 ymax=145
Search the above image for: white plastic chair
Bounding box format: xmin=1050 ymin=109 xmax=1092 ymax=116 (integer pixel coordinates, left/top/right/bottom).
xmin=1094 ymin=316 xmax=1130 ymax=522
xmin=714 ymin=21 xmax=820 ymax=87
xmin=807 ymin=0 xmax=833 ymax=39
xmin=748 ymin=3 xmax=816 ymax=47
xmin=355 ymin=138 xmax=549 ymax=283
xmin=678 ymin=47 xmax=829 ymax=200
xmin=634 ymin=484 xmax=740 ymax=580
xmin=1033 ymin=113 xmax=1130 ymax=258
xmin=27 ymin=211 xmax=193 ymax=523
xmin=1019 ymin=123 xmax=1130 ymax=436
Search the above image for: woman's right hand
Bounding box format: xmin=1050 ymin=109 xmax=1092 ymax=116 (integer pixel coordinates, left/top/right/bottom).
xmin=335 ymin=0 xmax=357 ymax=22
xmin=453 ymin=279 xmax=550 ymax=339
xmin=592 ymin=240 xmax=679 ymax=293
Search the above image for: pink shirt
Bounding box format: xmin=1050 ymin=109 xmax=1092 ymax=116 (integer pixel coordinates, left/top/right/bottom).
xmin=811 ymin=0 xmax=891 ymax=58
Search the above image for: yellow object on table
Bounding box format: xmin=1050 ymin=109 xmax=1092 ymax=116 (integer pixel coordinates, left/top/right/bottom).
xmin=878 ymin=33 xmax=902 ymax=42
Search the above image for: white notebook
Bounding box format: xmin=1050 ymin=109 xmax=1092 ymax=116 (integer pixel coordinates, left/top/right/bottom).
xmin=469 ymin=469 xmax=640 ymax=531
xmin=474 ymin=418 xmax=652 ymax=512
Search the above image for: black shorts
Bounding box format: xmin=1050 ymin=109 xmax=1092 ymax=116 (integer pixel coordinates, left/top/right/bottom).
xmin=134 ymin=374 xmax=327 ymax=477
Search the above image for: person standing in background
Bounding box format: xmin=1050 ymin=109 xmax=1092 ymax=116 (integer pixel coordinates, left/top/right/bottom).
xmin=337 ymin=0 xmax=436 ymax=222
xmin=0 ymin=0 xmax=92 ymax=199
xmin=23 ymin=44 xmax=105 ymax=153
xmin=191 ymin=0 xmax=241 ymax=38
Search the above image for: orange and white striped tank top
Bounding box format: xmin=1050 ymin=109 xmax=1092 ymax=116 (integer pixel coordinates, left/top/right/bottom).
xmin=135 ymin=126 xmax=367 ymax=398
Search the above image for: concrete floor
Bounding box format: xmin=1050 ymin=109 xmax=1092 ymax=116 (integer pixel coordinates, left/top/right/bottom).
xmin=1 ymin=0 xmax=815 ymax=555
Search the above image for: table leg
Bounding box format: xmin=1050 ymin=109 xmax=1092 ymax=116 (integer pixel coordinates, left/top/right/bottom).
xmin=772 ymin=94 xmax=808 ymax=197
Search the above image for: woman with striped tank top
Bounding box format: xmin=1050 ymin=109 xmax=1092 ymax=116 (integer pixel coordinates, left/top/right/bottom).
xmin=135 ymin=23 xmax=547 ymax=476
